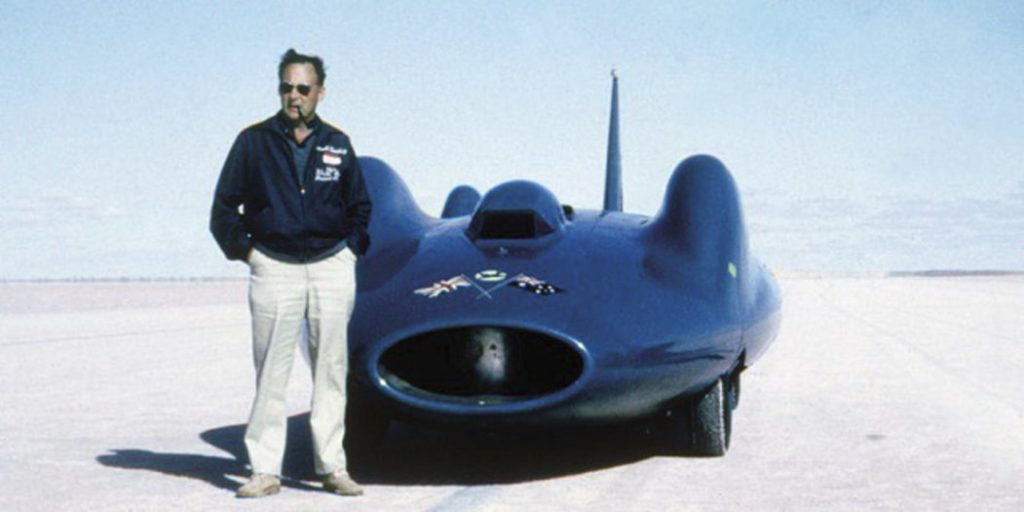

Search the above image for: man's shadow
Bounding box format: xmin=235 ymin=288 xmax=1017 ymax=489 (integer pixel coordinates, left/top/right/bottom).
xmin=96 ymin=415 xmax=322 ymax=493
xmin=97 ymin=413 xmax=659 ymax=490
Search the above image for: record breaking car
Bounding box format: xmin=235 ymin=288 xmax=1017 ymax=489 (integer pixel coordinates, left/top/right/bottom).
xmin=344 ymin=74 xmax=781 ymax=457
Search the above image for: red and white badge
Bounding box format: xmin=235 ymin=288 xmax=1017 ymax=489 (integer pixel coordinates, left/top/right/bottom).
xmin=323 ymin=152 xmax=342 ymax=165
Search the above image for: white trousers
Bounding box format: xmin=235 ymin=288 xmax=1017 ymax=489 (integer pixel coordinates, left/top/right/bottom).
xmin=244 ymin=247 xmax=356 ymax=476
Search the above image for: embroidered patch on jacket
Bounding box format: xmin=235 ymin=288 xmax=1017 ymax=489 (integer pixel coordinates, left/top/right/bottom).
xmin=315 ymin=167 xmax=340 ymax=182
xmin=316 ymin=145 xmax=349 ymax=155
xmin=323 ymin=152 xmax=342 ymax=166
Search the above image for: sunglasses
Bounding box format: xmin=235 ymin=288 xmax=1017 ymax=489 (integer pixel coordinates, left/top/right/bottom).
xmin=279 ymin=82 xmax=314 ymax=96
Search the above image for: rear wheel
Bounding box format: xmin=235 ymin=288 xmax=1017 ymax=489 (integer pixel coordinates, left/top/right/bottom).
xmin=727 ymin=368 xmax=741 ymax=410
xmin=662 ymin=377 xmax=731 ymax=456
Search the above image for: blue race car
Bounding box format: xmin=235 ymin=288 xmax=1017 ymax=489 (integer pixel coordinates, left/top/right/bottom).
xmin=345 ymin=74 xmax=781 ymax=457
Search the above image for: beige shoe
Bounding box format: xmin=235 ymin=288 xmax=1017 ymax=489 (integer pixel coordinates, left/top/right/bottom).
xmin=236 ymin=473 xmax=281 ymax=498
xmin=322 ymin=469 xmax=363 ymax=496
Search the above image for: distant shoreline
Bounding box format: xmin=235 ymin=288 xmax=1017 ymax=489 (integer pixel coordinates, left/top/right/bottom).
xmin=2 ymin=271 xmax=1023 ymax=284
xmin=884 ymin=270 xmax=1024 ymax=278
xmin=776 ymin=270 xmax=1024 ymax=278
xmin=0 ymin=277 xmax=248 ymax=284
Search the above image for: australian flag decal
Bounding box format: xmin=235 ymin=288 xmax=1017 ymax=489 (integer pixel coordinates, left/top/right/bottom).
xmin=513 ymin=275 xmax=562 ymax=295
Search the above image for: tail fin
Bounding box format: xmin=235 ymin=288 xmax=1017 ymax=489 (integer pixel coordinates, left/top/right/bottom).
xmin=603 ymin=70 xmax=622 ymax=212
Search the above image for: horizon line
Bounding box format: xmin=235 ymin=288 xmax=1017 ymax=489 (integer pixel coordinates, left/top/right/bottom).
xmin=2 ymin=270 xmax=1024 ymax=284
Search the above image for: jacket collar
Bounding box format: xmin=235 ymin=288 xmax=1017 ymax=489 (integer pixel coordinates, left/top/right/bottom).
xmin=270 ymin=110 xmax=323 ymax=138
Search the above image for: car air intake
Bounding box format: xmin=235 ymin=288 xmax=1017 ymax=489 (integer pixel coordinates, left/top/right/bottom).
xmin=378 ymin=326 xmax=584 ymax=404
xmin=476 ymin=210 xmax=552 ymax=239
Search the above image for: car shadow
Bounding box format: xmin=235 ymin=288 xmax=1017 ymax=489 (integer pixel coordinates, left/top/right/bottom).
xmin=350 ymin=418 xmax=661 ymax=485
xmin=97 ymin=412 xmax=661 ymax=490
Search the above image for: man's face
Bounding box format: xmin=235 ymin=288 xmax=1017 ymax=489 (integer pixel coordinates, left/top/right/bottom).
xmin=279 ymin=63 xmax=324 ymax=124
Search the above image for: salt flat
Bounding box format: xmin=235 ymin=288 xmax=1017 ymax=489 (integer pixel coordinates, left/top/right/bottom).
xmin=0 ymin=277 xmax=1021 ymax=511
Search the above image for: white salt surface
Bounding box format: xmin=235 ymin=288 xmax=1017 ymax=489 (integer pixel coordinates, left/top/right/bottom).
xmin=1 ymin=277 xmax=1022 ymax=511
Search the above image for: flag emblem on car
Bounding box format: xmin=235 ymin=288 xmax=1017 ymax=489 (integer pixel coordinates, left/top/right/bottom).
xmin=414 ymin=270 xmax=562 ymax=299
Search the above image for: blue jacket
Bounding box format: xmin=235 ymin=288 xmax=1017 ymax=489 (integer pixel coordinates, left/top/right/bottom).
xmin=210 ymin=112 xmax=372 ymax=262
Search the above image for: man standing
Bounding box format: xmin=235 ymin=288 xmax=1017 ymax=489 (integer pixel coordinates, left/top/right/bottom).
xmin=210 ymin=49 xmax=370 ymax=498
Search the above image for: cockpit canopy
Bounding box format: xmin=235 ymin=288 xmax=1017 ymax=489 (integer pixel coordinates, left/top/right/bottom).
xmin=467 ymin=181 xmax=566 ymax=241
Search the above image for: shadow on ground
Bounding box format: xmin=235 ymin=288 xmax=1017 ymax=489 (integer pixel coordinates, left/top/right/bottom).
xmin=96 ymin=414 xmax=321 ymax=493
xmin=98 ymin=413 xmax=661 ymax=490
xmin=349 ymin=417 xmax=659 ymax=485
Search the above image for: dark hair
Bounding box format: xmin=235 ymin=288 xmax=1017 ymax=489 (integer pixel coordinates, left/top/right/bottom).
xmin=278 ymin=48 xmax=326 ymax=85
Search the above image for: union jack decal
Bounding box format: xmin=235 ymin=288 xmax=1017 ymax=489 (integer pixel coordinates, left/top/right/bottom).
xmin=414 ymin=275 xmax=472 ymax=298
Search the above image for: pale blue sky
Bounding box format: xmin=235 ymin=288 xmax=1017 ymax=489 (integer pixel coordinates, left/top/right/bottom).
xmin=1 ymin=1 xmax=1022 ymax=278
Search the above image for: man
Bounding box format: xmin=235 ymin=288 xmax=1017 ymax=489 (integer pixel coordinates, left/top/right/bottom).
xmin=210 ymin=48 xmax=371 ymax=499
